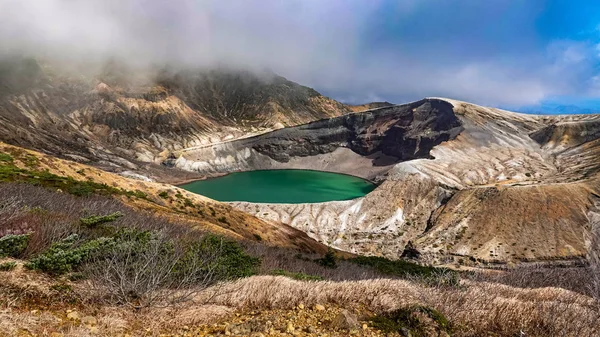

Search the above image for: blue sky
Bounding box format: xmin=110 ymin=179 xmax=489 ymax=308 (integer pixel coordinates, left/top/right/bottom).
xmin=319 ymin=0 xmax=600 ymax=112
xmin=2 ymin=0 xmax=600 ymax=113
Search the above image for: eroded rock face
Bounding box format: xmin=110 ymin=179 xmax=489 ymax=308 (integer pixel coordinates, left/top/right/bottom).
xmin=252 ymin=99 xmax=463 ymax=162
xmin=175 ymin=99 xmax=464 ymax=177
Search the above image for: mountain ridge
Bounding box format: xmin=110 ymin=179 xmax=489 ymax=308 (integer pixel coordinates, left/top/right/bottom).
xmin=0 ymin=57 xmax=353 ymax=181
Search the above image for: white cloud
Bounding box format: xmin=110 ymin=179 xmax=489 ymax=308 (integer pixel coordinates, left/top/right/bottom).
xmin=0 ymin=0 xmax=599 ymax=106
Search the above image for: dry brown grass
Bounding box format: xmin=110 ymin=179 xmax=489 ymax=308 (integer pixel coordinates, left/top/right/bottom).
xmin=0 ymin=305 xmax=233 ymax=337
xmin=199 ymin=276 xmax=600 ymax=337
xmin=243 ymin=242 xmax=378 ymax=280
xmin=2 ymin=263 xmax=600 ymax=336
xmin=0 ymin=265 xmax=233 ymax=336
xmin=469 ymin=264 xmax=592 ymax=296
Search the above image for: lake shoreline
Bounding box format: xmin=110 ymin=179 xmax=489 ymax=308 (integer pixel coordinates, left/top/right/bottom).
xmin=175 ymin=168 xmax=380 ymax=187
xmin=172 ymin=172 xmax=228 ymax=187
xmin=178 ymin=169 xmax=377 ymax=203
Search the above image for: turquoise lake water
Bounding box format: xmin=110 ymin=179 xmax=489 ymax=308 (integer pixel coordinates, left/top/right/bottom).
xmin=180 ymin=169 xmax=376 ymax=203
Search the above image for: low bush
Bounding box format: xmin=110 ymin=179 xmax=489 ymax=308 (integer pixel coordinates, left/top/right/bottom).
xmin=0 ymin=161 xmax=146 ymax=199
xmin=271 ymin=269 xmax=323 ymax=281
xmin=80 ymin=211 xmax=123 ymax=227
xmin=133 ymin=190 xmax=147 ymax=199
xmin=85 ymin=231 xmax=260 ymax=307
xmin=0 ymin=152 xmax=13 ymax=163
xmin=0 ymin=197 xmax=24 ymax=231
xmin=369 ymin=305 xmax=452 ymax=336
xmin=349 ymin=256 xmax=448 ymax=278
xmin=0 ymin=261 xmax=17 ymax=271
xmin=315 ymin=248 xmax=337 ymax=269
xmin=183 ymin=198 xmax=194 ymax=207
xmin=419 ymin=269 xmax=461 ymax=289
xmin=25 ymin=234 xmax=114 ymax=275
xmin=194 ymin=235 xmax=260 ymax=278
xmin=0 ymin=233 xmax=31 ymax=258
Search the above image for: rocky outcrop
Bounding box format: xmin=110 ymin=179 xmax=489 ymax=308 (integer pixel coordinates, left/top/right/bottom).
xmin=174 ymin=99 xmax=464 ymax=178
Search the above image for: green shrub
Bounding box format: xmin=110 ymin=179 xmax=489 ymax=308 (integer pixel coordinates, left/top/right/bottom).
xmin=183 ymin=198 xmax=194 ymax=207
xmin=421 ymin=269 xmax=461 ymax=288
xmin=0 ymin=153 xmax=13 ymax=163
xmin=349 ymin=256 xmax=446 ymax=278
xmin=80 ymin=211 xmax=123 ymax=227
xmin=22 ymin=154 xmax=39 ymax=168
xmin=0 ymin=162 xmax=143 ymax=199
xmin=0 ymin=234 xmax=31 ymax=258
xmin=0 ymin=261 xmax=17 ymax=271
xmin=315 ymin=248 xmax=337 ymax=269
xmin=369 ymin=305 xmax=452 ymax=336
xmin=26 ymin=234 xmax=115 ymax=275
xmin=271 ymin=269 xmax=323 ymax=281
xmin=123 ymin=189 xmax=149 ymax=200
xmin=158 ymin=191 xmax=169 ymax=199
xmin=253 ymin=234 xmax=263 ymax=241
xmin=67 ymin=183 xmax=94 ymax=196
xmin=134 ymin=190 xmax=147 ymax=199
xmin=187 ymin=235 xmax=260 ymax=279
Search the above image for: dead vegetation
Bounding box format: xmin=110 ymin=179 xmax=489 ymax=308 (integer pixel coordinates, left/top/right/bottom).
xmin=3 ymin=267 xmax=598 ymax=336
xmin=198 ymin=276 xmax=600 ymax=336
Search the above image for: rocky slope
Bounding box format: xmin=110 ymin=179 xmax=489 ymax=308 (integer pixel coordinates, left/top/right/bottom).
xmin=346 ymin=101 xmax=394 ymax=112
xmin=172 ymin=99 xmax=463 ymax=177
xmin=173 ymin=98 xmax=600 ymax=265
xmin=0 ymin=56 xmax=350 ymax=181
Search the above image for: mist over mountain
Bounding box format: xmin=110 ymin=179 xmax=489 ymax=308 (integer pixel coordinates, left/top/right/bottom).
xmin=3 ymin=0 xmax=600 ymax=108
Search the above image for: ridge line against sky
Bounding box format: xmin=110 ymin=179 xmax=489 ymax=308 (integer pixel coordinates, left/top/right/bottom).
xmin=2 ymin=0 xmax=600 ymax=113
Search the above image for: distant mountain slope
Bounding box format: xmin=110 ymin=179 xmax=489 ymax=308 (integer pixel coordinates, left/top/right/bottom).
xmin=159 ymin=69 xmax=349 ymax=127
xmin=345 ymin=101 xmax=394 ymax=112
xmin=0 ymin=56 xmax=350 ymax=176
